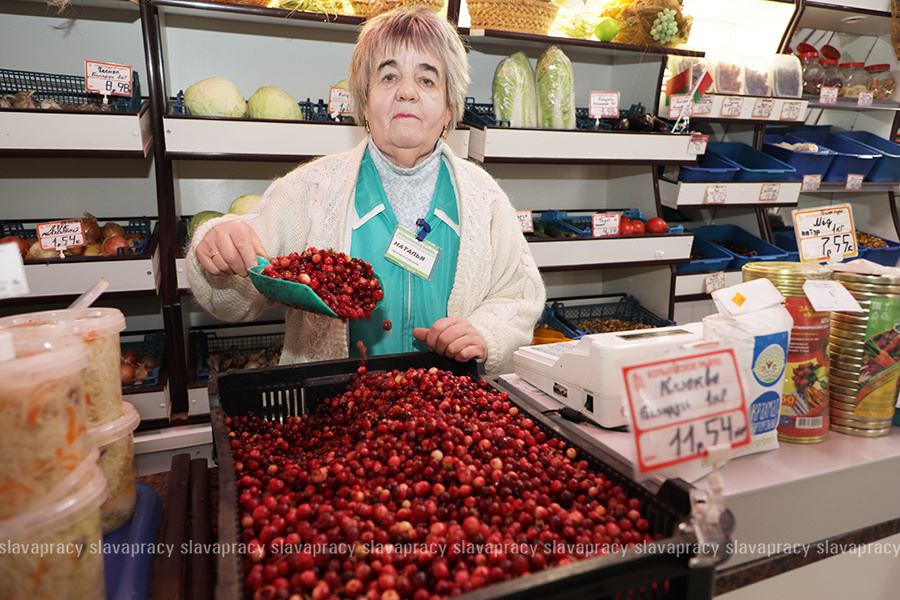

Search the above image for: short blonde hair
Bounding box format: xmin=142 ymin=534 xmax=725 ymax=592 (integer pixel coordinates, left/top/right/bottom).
xmin=348 ymin=6 xmax=470 ymax=130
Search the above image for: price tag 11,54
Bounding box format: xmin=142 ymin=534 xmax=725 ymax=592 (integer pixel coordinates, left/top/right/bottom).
xmin=621 ymin=346 xmax=750 ymax=476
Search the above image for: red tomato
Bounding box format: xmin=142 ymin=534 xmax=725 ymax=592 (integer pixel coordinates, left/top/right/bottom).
xmin=631 ymin=221 xmax=646 ymax=235
xmin=646 ymin=217 xmax=668 ymax=234
xmin=619 ymin=215 xmax=630 ymax=224
xmin=619 ymin=221 xmax=635 ymax=236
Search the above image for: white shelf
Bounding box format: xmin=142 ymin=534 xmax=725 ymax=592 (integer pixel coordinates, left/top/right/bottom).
xmin=126 ymin=386 xmax=170 ymax=422
xmin=0 ymin=109 xmax=152 ymax=155
xmin=20 ymin=254 xmax=158 ymax=298
xmin=659 ymin=178 xmax=802 ymax=208
xmin=658 ymin=94 xmax=809 ymax=123
xmin=529 ymin=234 xmax=693 ymax=269
xmin=674 ymin=270 xmax=744 ymax=297
xmin=467 ymin=127 xmax=696 ymax=163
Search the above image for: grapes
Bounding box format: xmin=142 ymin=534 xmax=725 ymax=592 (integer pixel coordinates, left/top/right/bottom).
xmin=650 ymin=8 xmax=678 ymax=44
xmin=261 ymin=247 xmax=383 ymax=319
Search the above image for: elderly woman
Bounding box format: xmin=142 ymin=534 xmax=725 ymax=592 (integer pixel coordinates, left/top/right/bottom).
xmin=187 ymin=6 xmax=545 ymax=375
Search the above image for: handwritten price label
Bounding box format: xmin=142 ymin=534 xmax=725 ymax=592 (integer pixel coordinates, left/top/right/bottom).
xmin=589 ymin=92 xmax=619 ymax=119
xmin=705 ymin=185 xmax=726 ymax=204
xmin=801 ymin=174 xmax=821 ymax=191
xmin=689 ymin=134 xmax=709 ymax=155
xmin=328 ymin=87 xmax=352 ymax=118
xmin=780 ymin=101 xmax=803 ymax=120
xmin=592 ymin=212 xmax=620 ymax=237
xmin=819 ymin=86 xmax=839 ymax=105
xmin=622 ymin=347 xmax=749 ymax=475
xmin=668 ymin=94 xmax=693 ymax=119
xmin=37 ymin=220 xmax=85 ymax=252
xmin=751 ymin=99 xmax=774 ymax=118
xmin=516 ymin=210 xmax=534 ymax=233
xmin=759 ymin=183 xmax=780 ymax=202
xmin=719 ymin=97 xmax=743 ymax=117
xmin=857 ymin=92 xmax=874 ymax=108
xmin=692 ymin=96 xmax=712 ymax=115
xmin=791 ymin=203 xmax=858 ymax=263
xmin=84 ymin=61 xmax=132 ymax=97
xmin=705 ymin=271 xmax=726 ymax=294
xmin=845 ymin=174 xmax=864 ymax=190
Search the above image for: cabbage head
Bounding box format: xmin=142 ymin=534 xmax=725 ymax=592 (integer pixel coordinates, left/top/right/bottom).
xmin=183 ymin=77 xmax=247 ymax=118
xmin=492 ymin=52 xmax=537 ymax=128
xmin=228 ymin=194 xmax=263 ymax=215
xmin=248 ymin=86 xmax=302 ymax=121
xmin=535 ymin=46 xmax=576 ymax=130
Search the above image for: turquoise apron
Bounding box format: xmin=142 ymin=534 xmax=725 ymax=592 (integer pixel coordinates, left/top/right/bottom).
xmin=349 ymin=151 xmax=460 ymax=357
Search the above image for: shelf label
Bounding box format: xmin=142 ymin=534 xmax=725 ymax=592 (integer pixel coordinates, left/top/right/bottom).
xmin=801 ymin=174 xmax=822 ymax=191
xmin=719 ymin=97 xmax=743 ymax=117
xmin=689 ymin=134 xmax=709 ymax=155
xmin=592 ymin=212 xmax=620 ymax=237
xmin=705 ymin=185 xmax=727 ymax=204
xmin=84 ymin=60 xmax=132 ymax=97
xmin=622 ymin=346 xmax=750 ymax=476
xmin=819 ymin=86 xmax=839 ymax=104
xmin=705 ymin=271 xmax=726 ymax=294
xmin=0 ymin=242 xmax=29 ymax=299
xmin=328 ymin=87 xmax=352 ymax=119
xmin=693 ymin=96 xmax=713 ymax=115
xmin=802 ymin=280 xmax=864 ymax=313
xmin=845 ymin=174 xmax=864 ymax=190
xmin=780 ymin=101 xmax=803 ymax=120
xmin=791 ymin=203 xmax=858 ymax=263
xmin=857 ymin=92 xmax=874 ymax=108
xmin=589 ymin=92 xmax=619 ymax=118
xmin=37 ymin=220 xmax=85 ymax=252
xmin=668 ymin=94 xmax=693 ymax=119
xmin=759 ymin=183 xmax=780 ymax=202
xmin=516 ymin=210 xmax=533 ymax=233
xmin=751 ymin=98 xmax=774 ymax=118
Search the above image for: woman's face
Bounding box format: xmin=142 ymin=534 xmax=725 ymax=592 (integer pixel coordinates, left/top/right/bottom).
xmin=363 ymin=44 xmax=452 ymax=168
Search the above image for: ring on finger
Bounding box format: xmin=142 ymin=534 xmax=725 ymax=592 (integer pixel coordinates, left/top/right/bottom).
xmin=210 ymin=251 xmax=220 ymax=258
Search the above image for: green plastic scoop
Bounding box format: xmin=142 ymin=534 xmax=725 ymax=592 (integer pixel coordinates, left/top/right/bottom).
xmin=249 ymin=256 xmax=383 ymax=319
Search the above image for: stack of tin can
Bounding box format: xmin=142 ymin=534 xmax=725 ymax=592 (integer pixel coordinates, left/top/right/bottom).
xmin=829 ymin=271 xmax=900 ymax=437
xmin=743 ymin=262 xmax=832 ymax=443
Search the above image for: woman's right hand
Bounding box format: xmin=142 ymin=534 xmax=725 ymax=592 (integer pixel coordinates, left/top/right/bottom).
xmin=195 ymin=220 xmax=270 ymax=277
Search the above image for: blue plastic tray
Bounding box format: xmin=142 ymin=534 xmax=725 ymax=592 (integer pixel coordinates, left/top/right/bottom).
xmin=784 ymin=131 xmax=881 ymax=182
xmin=121 ymin=331 xmax=165 ymax=389
xmin=859 ymin=233 xmax=900 ymax=267
xmin=677 ymin=236 xmax=734 ymax=273
xmin=550 ymin=296 xmax=675 ymax=338
xmin=833 ymin=130 xmax=900 ymax=182
xmin=691 ymin=224 xmax=788 ymax=269
xmin=103 ymin=483 xmax=163 ymax=600
xmin=195 ymin=330 xmax=285 ymax=382
xmin=772 ymin=229 xmax=867 ymax=263
xmin=0 ymin=217 xmax=153 ymax=256
xmin=0 ymin=68 xmax=142 ymax=112
xmin=762 ymin=135 xmax=837 ymax=181
xmin=674 ymin=153 xmax=741 ymax=182
xmin=705 ymin=142 xmax=796 ymax=181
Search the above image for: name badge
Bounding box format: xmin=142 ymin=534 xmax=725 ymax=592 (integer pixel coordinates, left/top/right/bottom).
xmin=385 ymin=225 xmax=441 ymax=281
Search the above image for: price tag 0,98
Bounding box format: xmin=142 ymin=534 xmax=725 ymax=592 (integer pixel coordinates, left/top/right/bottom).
xmin=37 ymin=220 xmax=85 ymax=252
xmin=622 ymin=346 xmax=750 ymax=476
xmin=84 ymin=60 xmax=133 ymax=97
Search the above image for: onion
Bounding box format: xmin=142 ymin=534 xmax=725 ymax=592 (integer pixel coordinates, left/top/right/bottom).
xmin=25 ymin=241 xmax=59 ymax=259
xmin=80 ymin=215 xmax=101 ymax=244
xmin=103 ymin=236 xmax=129 ymax=255
xmin=121 ymin=348 xmax=141 ymax=365
xmin=125 ymin=234 xmax=145 ymax=248
xmin=83 ymin=243 xmax=104 ymax=256
xmin=101 ymin=222 xmax=126 ymax=240
xmin=139 ymin=356 xmax=158 ymax=369
xmin=121 ymin=363 xmax=135 ymax=387
xmin=0 ymin=236 xmax=29 ymax=258
xmin=134 ymin=368 xmax=148 ymax=380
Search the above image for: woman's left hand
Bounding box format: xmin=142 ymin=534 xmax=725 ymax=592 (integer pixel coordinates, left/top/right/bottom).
xmin=413 ymin=317 xmax=487 ymax=363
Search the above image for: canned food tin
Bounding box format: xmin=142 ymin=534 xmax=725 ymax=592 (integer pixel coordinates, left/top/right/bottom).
xmin=830 ymin=312 xmax=869 ymax=326
xmin=830 ymin=406 xmax=889 ymax=422
xmin=828 ymin=382 xmax=859 ymax=397
xmin=828 ymin=338 xmax=866 ymax=353
xmin=830 ymin=423 xmax=892 ymax=437
xmin=829 ymin=327 xmax=862 ymax=342
xmin=830 ymin=416 xmax=895 ymax=430
xmin=830 ymin=322 xmax=869 ymax=336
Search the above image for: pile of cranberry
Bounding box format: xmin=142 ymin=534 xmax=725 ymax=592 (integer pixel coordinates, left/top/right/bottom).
xmin=227 ymin=367 xmax=662 ymax=600
xmin=262 ymin=248 xmax=383 ymax=319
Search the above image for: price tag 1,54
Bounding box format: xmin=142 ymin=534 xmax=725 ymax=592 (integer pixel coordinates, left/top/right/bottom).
xmin=84 ymin=60 xmax=132 ymax=97
xmin=621 ymin=346 xmax=750 ymax=476
xmin=37 ymin=219 xmax=85 ymax=252
xmin=791 ymin=203 xmax=857 ymax=263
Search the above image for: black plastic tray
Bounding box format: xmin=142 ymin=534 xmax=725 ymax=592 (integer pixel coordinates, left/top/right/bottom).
xmin=208 ymin=352 xmax=731 ymax=600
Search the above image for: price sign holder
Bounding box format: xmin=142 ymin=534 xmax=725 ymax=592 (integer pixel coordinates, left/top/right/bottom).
xmin=779 ymin=101 xmax=803 ymax=121
xmin=791 ymin=203 xmax=858 ymax=263
xmin=689 ymin=134 xmax=709 ymax=155
xmin=589 ymin=92 xmax=619 ymax=119
xmin=84 ymin=60 xmax=133 ymax=104
xmin=719 ymin=97 xmax=743 ymax=117
xmin=705 ymin=184 xmax=726 ymax=204
xmin=668 ymin=94 xmax=693 ymax=120
xmin=801 ymin=174 xmax=821 ymax=191
xmin=857 ymin=92 xmax=874 ymax=108
xmin=592 ymin=212 xmax=620 ymax=237
xmin=516 ymin=210 xmax=533 ymax=233
xmin=37 ymin=219 xmax=85 ymax=255
xmin=705 ymin=271 xmax=726 ymax=294
xmin=819 ymin=87 xmax=839 ymax=104
xmin=328 ymin=86 xmax=352 ymax=120
xmin=759 ymin=183 xmax=780 ymax=202
xmin=751 ymin=98 xmax=774 ymax=118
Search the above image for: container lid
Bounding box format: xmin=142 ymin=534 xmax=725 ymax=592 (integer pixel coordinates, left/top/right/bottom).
xmin=0 ymin=336 xmax=89 ymax=386
xmin=29 ymin=446 xmax=101 ymax=514
xmin=832 ymin=271 xmax=900 ymax=285
xmin=820 ymin=45 xmax=841 ymax=60
xmin=0 ymin=307 xmax=126 ymax=340
xmin=797 ymin=43 xmax=818 ymax=54
xmin=820 ymin=59 xmax=839 ymax=66
xmin=865 ymin=64 xmax=891 ymax=71
xmin=87 ymin=401 xmax=140 ymax=447
xmin=839 ymin=62 xmax=864 ymax=68
xmin=742 ymin=261 xmax=831 ymax=279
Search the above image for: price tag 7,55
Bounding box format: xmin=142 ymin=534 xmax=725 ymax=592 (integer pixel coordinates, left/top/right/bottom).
xmin=791 ymin=203 xmax=857 ymax=263
xmin=622 ymin=346 xmax=750 ymax=476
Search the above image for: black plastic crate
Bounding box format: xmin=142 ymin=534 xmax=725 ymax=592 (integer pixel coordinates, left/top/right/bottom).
xmin=194 ymin=330 xmax=284 ymax=383
xmin=208 ymin=352 xmax=731 ymax=600
xmin=0 ymin=68 xmax=141 ymax=112
xmin=171 ymin=91 xmax=351 ymax=123
xmin=0 ymin=217 xmax=152 ymax=256
xmin=552 ymin=295 xmax=676 ymax=338
xmin=120 ymin=331 xmax=165 ymax=389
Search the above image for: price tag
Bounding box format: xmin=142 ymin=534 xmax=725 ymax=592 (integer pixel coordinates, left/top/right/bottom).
xmin=668 ymin=94 xmax=693 ymax=119
xmin=759 ymin=183 xmax=780 ymax=202
xmin=802 ymin=280 xmax=864 ymax=313
xmin=857 ymin=92 xmax=874 ymax=108
xmin=589 ymin=92 xmax=619 ymax=119
xmin=791 ymin=203 xmax=858 ymax=263
xmin=621 ymin=346 xmax=750 ymax=475
xmin=845 ymin=174 xmax=864 ymax=190
xmin=592 ymin=212 xmax=620 ymax=237
xmin=801 ymin=174 xmax=822 ymax=191
xmin=819 ymin=86 xmax=839 ymax=104
xmin=751 ymin=98 xmax=774 ymax=118
xmin=0 ymin=242 xmax=29 ymax=299
xmin=705 ymin=271 xmax=726 ymax=294
xmin=37 ymin=220 xmax=85 ymax=252
xmin=516 ymin=210 xmax=533 ymax=233
xmin=705 ymin=185 xmax=727 ymax=204
xmin=84 ymin=60 xmax=132 ymax=97
xmin=328 ymin=87 xmax=352 ymax=119
xmin=692 ymin=96 xmax=712 ymax=115
xmin=689 ymin=134 xmax=709 ymax=155
xmin=719 ymin=97 xmax=743 ymax=117
xmin=780 ymin=101 xmax=803 ymax=120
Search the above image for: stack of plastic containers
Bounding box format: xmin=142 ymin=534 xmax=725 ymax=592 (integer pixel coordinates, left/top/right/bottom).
xmin=0 ymin=308 xmax=139 ymax=534
xmin=0 ymin=333 xmax=109 ymax=599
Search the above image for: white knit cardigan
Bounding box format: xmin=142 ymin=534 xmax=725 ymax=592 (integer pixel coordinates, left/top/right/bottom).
xmin=186 ymin=139 xmax=546 ymax=375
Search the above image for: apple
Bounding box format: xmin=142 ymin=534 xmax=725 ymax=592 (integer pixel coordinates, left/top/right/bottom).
xmin=594 ymin=17 xmax=619 ymax=42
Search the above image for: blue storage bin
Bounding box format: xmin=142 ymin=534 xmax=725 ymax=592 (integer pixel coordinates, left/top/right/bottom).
xmin=832 ymin=130 xmax=900 ymax=182
xmin=691 ymin=224 xmax=788 ymax=269
xmin=551 ymin=295 xmax=675 ymax=338
xmin=674 ymin=153 xmax=741 ymax=182
xmin=772 ymin=229 xmax=867 ymax=263
xmin=677 ymin=236 xmax=734 ymax=273
xmin=858 ymin=233 xmax=900 ymax=267
xmin=762 ymin=135 xmax=837 ymax=181
xmin=784 ymin=130 xmax=881 ymax=182
xmin=103 ymin=483 xmax=163 ymax=600
xmin=705 ymin=142 xmax=796 ymax=181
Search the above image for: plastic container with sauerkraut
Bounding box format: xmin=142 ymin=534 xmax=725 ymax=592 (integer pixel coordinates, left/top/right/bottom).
xmin=0 ymin=464 xmax=107 ymax=600
xmin=87 ymin=402 xmax=140 ymax=533
xmin=0 ymin=335 xmax=92 ymax=519
xmin=0 ymin=307 xmax=126 ymax=427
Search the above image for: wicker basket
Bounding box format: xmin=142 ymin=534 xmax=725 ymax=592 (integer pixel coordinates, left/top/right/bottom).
xmin=467 ymin=0 xmax=559 ymax=35
xmin=349 ymin=0 xmax=445 ymax=18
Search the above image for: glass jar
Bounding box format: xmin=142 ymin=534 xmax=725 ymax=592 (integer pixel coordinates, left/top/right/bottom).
xmin=866 ymin=64 xmax=896 ymax=100
xmin=799 ymin=52 xmax=823 ymax=95
xmin=840 ymin=62 xmax=869 ymax=97
xmin=820 ymin=59 xmax=844 ymax=93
